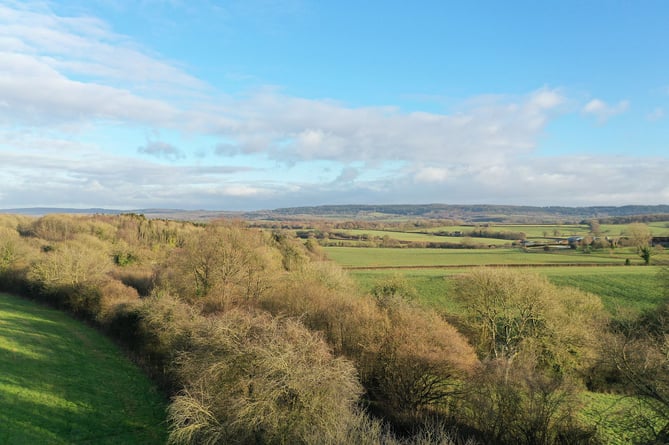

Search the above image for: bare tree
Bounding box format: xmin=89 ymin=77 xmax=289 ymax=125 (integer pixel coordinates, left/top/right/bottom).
xmin=160 ymin=223 xmax=278 ymax=311
xmin=167 ymin=309 xmax=366 ymax=445
xmin=454 ymin=268 xmax=606 ymax=377
xmin=607 ymin=305 xmax=669 ymax=442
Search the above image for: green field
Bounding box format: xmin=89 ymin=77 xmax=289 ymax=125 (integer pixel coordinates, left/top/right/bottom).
xmin=414 ymin=224 xmax=590 ymax=237
xmin=600 ymin=221 xmax=669 ymax=237
xmin=328 ymin=242 xmax=668 ymax=317
xmin=338 ymin=229 xmax=512 ymax=245
xmin=543 ymin=266 xmax=666 ymax=315
xmin=0 ymin=293 xmax=166 ymax=444
xmin=344 ymin=228 xmax=445 ymax=242
xmin=304 ymin=220 xmax=669 ymax=250
xmin=349 ymin=266 xmax=666 ymax=316
xmin=324 ymin=246 xmax=644 ymax=268
xmin=413 ymin=222 xmax=669 ymax=238
xmin=350 ymin=269 xmax=464 ymax=313
xmin=340 ymin=256 xmax=667 ymax=442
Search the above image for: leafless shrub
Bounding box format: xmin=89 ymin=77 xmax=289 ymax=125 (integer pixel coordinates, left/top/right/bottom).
xmin=454 ymin=268 xmax=606 ymax=378
xmin=167 ymin=309 xmax=365 ymax=445
xmin=96 ymin=279 xmax=140 ymax=324
xmin=460 ymin=358 xmax=597 ymax=445
xmin=369 ymin=298 xmax=478 ymax=420
xmin=604 ymin=304 xmax=669 ymax=442
xmin=158 ymin=223 xmax=280 ymax=311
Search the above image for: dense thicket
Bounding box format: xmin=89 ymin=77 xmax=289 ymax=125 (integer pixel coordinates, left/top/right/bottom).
xmin=0 ymin=215 xmax=471 ymax=444
xmin=0 ymin=213 xmax=665 ymax=444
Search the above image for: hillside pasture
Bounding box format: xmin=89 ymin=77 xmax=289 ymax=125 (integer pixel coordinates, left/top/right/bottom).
xmin=412 ymin=221 xmax=669 ymax=239
xmin=600 ymin=221 xmax=669 ymax=237
xmin=0 ymin=293 xmax=166 ymax=444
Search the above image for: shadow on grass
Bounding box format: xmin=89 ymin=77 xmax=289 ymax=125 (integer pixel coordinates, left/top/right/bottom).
xmin=0 ymin=294 xmax=166 ymax=444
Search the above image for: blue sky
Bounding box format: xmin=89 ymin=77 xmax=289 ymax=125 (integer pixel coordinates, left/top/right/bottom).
xmin=1 ymin=0 xmax=668 ymax=210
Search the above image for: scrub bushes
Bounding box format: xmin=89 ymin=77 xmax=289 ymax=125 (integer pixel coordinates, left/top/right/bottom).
xmin=0 ymin=214 xmax=631 ymax=444
xmin=166 ymin=308 xmax=365 ymax=445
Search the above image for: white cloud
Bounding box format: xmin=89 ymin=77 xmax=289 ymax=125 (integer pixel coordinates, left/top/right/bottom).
xmin=0 ymin=128 xmax=255 ymax=208
xmin=0 ymin=2 xmax=567 ymax=170
xmin=582 ymin=98 xmax=629 ymax=122
xmin=0 ymin=2 xmax=202 ymax=128
xmin=0 ymin=2 xmax=665 ymax=211
xmin=414 ymin=167 xmax=450 ymax=183
xmin=296 ymin=129 xmax=326 ymax=151
xmin=0 ymin=50 xmax=180 ymax=126
xmin=138 ymin=141 xmax=185 ymax=160
xmin=528 ymin=89 xmax=565 ymax=109
xmin=388 ymin=155 xmax=669 ymax=207
xmin=647 ymin=107 xmax=665 ymax=122
xmin=0 ymin=2 xmax=205 ymax=91
xmin=2 ymin=127 xmax=668 ymax=208
xmin=220 ymin=185 xmax=267 ymax=197
xmin=209 ymin=88 xmax=567 ymax=168
xmin=334 ymin=167 xmax=359 ymax=184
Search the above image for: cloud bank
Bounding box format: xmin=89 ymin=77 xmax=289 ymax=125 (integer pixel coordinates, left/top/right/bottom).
xmin=0 ymin=1 xmax=665 ymax=210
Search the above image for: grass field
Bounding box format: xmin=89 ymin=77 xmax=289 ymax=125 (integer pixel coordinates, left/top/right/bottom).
xmin=543 ymin=266 xmax=666 ymax=315
xmin=321 ymin=223 xmax=669 ymax=441
xmin=336 ymin=243 xmax=667 ymax=316
xmin=317 ymin=220 xmax=669 ymax=252
xmin=600 ymin=221 xmax=669 ymax=237
xmin=0 ymin=293 xmax=167 ymax=444
xmin=324 ymin=246 xmax=645 ymax=268
xmin=337 ymin=229 xmax=513 ymax=246
xmin=343 ymin=228 xmax=445 ymax=242
xmin=413 ymin=222 xmax=669 ymax=238
xmin=349 ymin=266 xmax=666 ymax=316
xmin=414 ymin=224 xmax=591 ymax=237
xmin=343 ymin=262 xmax=667 ymax=442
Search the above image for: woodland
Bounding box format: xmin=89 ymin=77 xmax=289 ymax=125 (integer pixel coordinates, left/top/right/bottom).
xmin=0 ymin=212 xmax=668 ymax=444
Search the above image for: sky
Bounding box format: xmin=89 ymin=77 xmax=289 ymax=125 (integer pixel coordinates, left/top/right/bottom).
xmin=1 ymin=0 xmax=668 ymax=210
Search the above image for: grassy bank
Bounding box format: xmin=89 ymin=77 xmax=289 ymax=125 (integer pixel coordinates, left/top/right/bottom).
xmin=0 ymin=293 xmax=167 ymax=444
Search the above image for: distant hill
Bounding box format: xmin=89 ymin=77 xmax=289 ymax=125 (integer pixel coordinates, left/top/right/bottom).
xmin=3 ymin=204 xmax=669 ymax=223
xmin=0 ymin=208 xmax=242 ymax=221
xmin=263 ymin=204 xmax=669 ymax=223
xmin=0 ymin=207 xmax=125 ymax=216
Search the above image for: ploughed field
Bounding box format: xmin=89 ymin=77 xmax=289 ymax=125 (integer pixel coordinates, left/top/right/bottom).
xmin=0 ymin=293 xmax=166 ymax=445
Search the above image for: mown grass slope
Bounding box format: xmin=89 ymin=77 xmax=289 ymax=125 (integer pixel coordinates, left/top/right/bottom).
xmin=0 ymin=293 xmax=166 ymax=444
